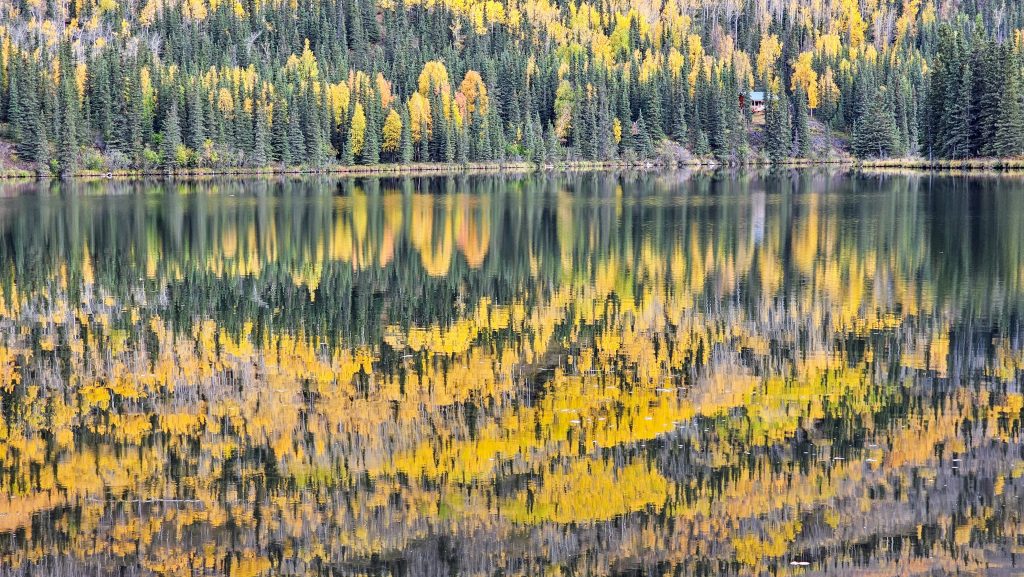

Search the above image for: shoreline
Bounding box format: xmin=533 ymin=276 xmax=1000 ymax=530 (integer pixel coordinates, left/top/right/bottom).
xmin=4 ymin=157 xmax=1024 ymax=180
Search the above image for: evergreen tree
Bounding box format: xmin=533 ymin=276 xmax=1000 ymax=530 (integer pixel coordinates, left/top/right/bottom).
xmin=941 ymin=61 xmax=972 ymax=159
xmin=765 ymin=88 xmax=791 ymax=164
xmin=852 ymin=89 xmax=899 ymax=158
xmin=57 ymin=59 xmax=80 ymax=177
xmin=632 ymin=113 xmax=655 ymax=159
xmin=288 ymin=101 xmax=306 ymax=163
xmin=992 ymin=63 xmax=1024 ymax=158
xmin=161 ymin=102 xmax=183 ymax=170
xmin=252 ymin=100 xmax=270 ymax=166
xmin=399 ymin=107 xmax=414 ymax=164
xmin=793 ymin=85 xmax=810 ymax=158
xmin=272 ymin=97 xmax=292 ymax=166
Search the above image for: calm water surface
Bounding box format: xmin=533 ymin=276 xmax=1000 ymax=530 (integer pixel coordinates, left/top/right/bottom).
xmin=0 ymin=172 xmax=1023 ymax=576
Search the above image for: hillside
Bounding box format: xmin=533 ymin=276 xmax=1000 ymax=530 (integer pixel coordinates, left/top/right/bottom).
xmin=0 ymin=0 xmax=1023 ymax=174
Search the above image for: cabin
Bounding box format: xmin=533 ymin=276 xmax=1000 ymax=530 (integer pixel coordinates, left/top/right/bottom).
xmin=739 ymin=91 xmax=766 ymax=113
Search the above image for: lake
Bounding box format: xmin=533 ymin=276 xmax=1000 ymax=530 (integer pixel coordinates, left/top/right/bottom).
xmin=0 ymin=171 xmax=1022 ymax=576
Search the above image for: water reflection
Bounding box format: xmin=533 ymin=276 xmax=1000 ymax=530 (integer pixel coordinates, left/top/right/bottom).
xmin=0 ymin=172 xmax=1022 ymax=576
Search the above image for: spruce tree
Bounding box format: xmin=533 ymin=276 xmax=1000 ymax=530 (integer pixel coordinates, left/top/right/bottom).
xmin=272 ymin=97 xmax=291 ymax=166
xmin=793 ymin=85 xmax=810 ymax=158
xmin=765 ymin=88 xmax=791 ymax=164
xmin=35 ymin=128 xmax=50 ymax=176
xmin=252 ymin=100 xmax=270 ymax=166
xmin=399 ymin=107 xmax=414 ymax=164
xmin=941 ymin=61 xmax=972 ymax=159
xmin=58 ymin=85 xmax=79 ymax=176
xmin=288 ymin=102 xmax=306 ymax=163
xmin=161 ymin=102 xmax=183 ymax=170
xmin=632 ymin=113 xmax=655 ymax=159
xmin=852 ymin=90 xmax=899 ymax=159
xmin=992 ymin=63 xmax=1024 ymax=158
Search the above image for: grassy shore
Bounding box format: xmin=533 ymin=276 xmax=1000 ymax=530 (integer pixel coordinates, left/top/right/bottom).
xmin=5 ymin=156 xmax=1024 ymax=180
xmin=1 ymin=160 xmax=652 ymax=180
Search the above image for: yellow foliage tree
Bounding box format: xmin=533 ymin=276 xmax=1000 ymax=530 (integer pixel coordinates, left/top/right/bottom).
xmin=408 ymin=92 xmax=431 ymax=142
xmin=350 ymin=102 xmax=366 ymax=156
xmin=457 ymin=70 xmax=488 ymax=122
xmin=381 ymin=109 xmax=402 ymax=153
xmin=756 ymin=34 xmax=782 ymax=83
xmin=791 ymin=51 xmax=819 ymax=109
xmin=418 ymin=60 xmax=451 ymax=96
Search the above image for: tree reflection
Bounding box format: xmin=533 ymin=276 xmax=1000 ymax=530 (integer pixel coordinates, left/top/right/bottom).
xmin=0 ymin=172 xmax=1022 ymax=576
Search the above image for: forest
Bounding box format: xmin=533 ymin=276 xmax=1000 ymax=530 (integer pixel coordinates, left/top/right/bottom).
xmin=1 ymin=0 xmax=1024 ymax=174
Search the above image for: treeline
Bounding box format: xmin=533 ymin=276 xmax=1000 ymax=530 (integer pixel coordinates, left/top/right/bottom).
xmin=1 ymin=0 xmax=1024 ymax=174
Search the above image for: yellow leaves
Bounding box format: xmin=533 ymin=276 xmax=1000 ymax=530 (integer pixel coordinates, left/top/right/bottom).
xmin=140 ymin=66 xmax=154 ymax=108
xmin=183 ymin=0 xmax=207 ymax=21
xmin=381 ymin=108 xmax=402 ymax=153
xmin=376 ymin=72 xmax=393 ymax=108
xmin=110 ymin=414 xmax=153 ymax=443
xmin=863 ymin=44 xmax=878 ymax=64
xmin=756 ymin=34 xmax=782 ymax=82
xmin=553 ymin=79 xmax=574 ymax=141
xmin=285 ymin=40 xmax=319 ymax=80
xmin=456 ymin=70 xmax=488 ymax=121
xmin=733 ymin=50 xmax=753 ymax=89
xmin=139 ymin=0 xmax=158 ymax=26
xmin=921 ymin=1 xmax=937 ymax=25
xmin=326 ymin=81 xmax=350 ymax=126
xmin=232 ymin=0 xmax=247 ymax=18
xmin=638 ymin=50 xmax=660 ymax=82
xmin=468 ymin=0 xmax=506 ymax=34
xmin=0 ymin=347 xmax=20 ymax=393
xmin=350 ymin=102 xmax=366 ymax=156
xmin=733 ymin=521 xmax=802 ymax=566
xmin=408 ymin=92 xmax=431 ymax=142
xmin=506 ymin=461 xmax=669 ymax=524
xmin=895 ymin=0 xmax=920 ymax=46
xmin=216 ymin=87 xmax=234 ymax=115
xmin=97 ymin=0 xmax=118 ymax=13
xmin=613 ymin=117 xmax=622 ymax=144
xmin=347 ymin=69 xmax=372 ymax=98
xmin=840 ymin=0 xmax=867 ymax=49
xmin=791 ymin=51 xmax=819 ymax=109
xmin=159 ymin=413 xmax=206 ymax=436
xmin=81 ymin=385 xmax=111 ymax=410
xmin=667 ymin=47 xmax=684 ymax=77
xmin=816 ymin=32 xmax=842 ymax=58
xmin=418 ymin=60 xmax=451 ymax=96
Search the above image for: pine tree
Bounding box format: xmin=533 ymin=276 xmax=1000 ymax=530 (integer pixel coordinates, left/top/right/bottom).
xmin=13 ymin=57 xmax=42 ymax=163
xmin=399 ymin=108 xmax=414 ymax=164
xmin=992 ymin=63 xmax=1024 ymax=158
xmin=272 ymin=97 xmax=292 ymax=166
xmin=34 ymin=128 xmax=50 ymax=176
xmin=57 ymin=53 xmax=80 ymax=177
xmin=252 ymin=100 xmax=270 ymax=166
xmin=852 ymin=89 xmax=899 ymax=159
xmin=288 ymin=102 xmax=306 ymax=163
xmin=941 ymin=61 xmax=972 ymax=159
xmin=765 ymin=88 xmax=791 ymax=164
xmin=545 ymin=122 xmax=560 ymax=162
xmin=161 ymin=102 xmax=183 ymax=170
xmin=632 ymin=113 xmax=655 ymax=159
xmin=793 ymin=85 xmax=810 ymax=158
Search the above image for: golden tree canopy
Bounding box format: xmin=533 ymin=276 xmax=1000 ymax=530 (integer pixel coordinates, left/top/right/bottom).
xmin=350 ymin=102 xmax=366 ymax=155
xmin=382 ymin=109 xmax=402 ymax=153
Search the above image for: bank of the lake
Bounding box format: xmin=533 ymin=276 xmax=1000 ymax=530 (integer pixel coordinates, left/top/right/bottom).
xmin=6 ymin=156 xmax=1024 ymax=180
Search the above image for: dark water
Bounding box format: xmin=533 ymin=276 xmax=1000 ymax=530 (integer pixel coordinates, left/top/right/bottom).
xmin=0 ymin=172 xmax=1022 ymax=576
